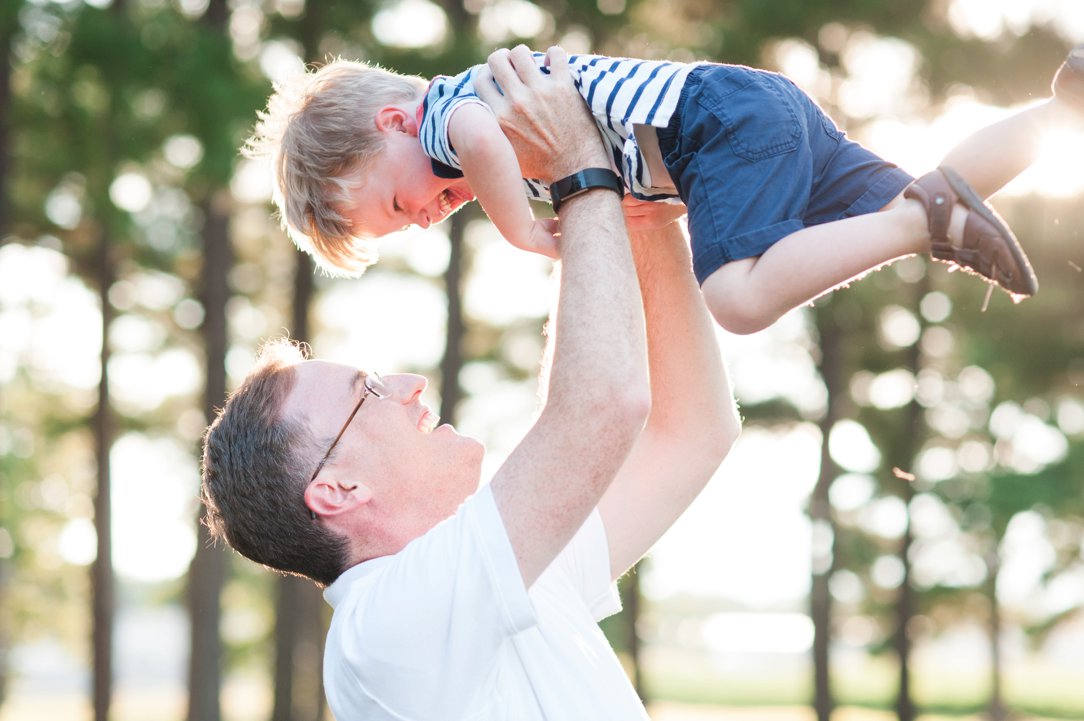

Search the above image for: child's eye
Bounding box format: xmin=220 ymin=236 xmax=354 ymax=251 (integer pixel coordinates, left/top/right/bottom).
xmin=392 ymin=197 xmax=402 ymax=213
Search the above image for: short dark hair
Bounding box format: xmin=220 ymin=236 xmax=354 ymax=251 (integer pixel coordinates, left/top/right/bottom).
xmin=201 ymin=339 xmax=350 ymax=587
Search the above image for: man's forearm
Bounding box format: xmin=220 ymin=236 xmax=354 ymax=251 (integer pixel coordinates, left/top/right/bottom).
xmin=631 ymin=223 xmax=734 ymax=436
xmin=484 ymin=45 xmax=649 ymax=588
xmin=597 ymin=220 xmax=740 ymax=579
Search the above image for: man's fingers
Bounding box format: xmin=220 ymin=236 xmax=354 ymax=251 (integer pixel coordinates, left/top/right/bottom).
xmin=543 ymin=46 xmax=570 ymax=80
xmin=474 ymin=66 xmax=503 ymax=109
xmin=485 ymin=47 xmax=518 ymax=97
xmin=507 ymin=44 xmax=541 ymax=85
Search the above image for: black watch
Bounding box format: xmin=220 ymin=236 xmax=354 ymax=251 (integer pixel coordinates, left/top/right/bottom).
xmin=549 ymin=168 xmax=623 ymax=213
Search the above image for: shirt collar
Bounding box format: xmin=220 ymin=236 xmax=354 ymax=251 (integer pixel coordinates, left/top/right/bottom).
xmin=323 ymin=555 xmax=394 ymax=608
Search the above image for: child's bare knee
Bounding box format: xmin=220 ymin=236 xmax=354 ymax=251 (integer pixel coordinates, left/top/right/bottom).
xmin=702 ymin=277 xmax=775 ymax=334
xmin=709 ymin=303 xmax=774 ymax=335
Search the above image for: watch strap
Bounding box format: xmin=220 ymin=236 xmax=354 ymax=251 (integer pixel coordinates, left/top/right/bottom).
xmin=549 ymin=168 xmax=624 ymax=213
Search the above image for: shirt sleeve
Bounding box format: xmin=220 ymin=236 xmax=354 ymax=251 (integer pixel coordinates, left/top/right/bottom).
xmin=331 ymin=485 xmax=536 ymax=717
xmin=541 ymin=508 xmax=623 ymax=622
xmin=418 ymin=72 xmax=495 ymax=174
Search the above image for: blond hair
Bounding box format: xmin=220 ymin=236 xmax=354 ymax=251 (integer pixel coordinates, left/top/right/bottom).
xmin=245 ymin=60 xmax=428 ymax=275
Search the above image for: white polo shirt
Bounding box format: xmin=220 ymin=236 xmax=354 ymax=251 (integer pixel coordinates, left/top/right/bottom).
xmin=322 ymin=484 xmax=648 ymax=721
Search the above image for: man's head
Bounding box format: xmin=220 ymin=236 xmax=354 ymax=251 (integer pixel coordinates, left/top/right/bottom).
xmin=244 ymin=60 xmax=430 ymax=276
xmin=201 ymin=339 xmax=485 ymax=587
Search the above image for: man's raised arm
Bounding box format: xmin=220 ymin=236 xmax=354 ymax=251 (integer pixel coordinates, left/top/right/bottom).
xmin=478 ymin=46 xmax=650 ymax=588
xmin=600 ymin=200 xmax=742 ymax=579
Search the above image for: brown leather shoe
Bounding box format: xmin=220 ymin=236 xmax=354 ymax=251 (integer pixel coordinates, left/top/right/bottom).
xmin=1053 ymin=44 xmax=1084 ymax=112
xmin=904 ymin=167 xmax=1038 ymax=298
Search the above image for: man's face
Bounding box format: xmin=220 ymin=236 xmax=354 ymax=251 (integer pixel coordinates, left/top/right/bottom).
xmin=342 ymin=127 xmax=475 ymax=238
xmin=284 ymin=360 xmax=485 ymax=537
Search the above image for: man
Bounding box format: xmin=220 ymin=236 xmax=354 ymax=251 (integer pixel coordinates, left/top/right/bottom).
xmin=202 ymin=46 xmax=740 ymax=720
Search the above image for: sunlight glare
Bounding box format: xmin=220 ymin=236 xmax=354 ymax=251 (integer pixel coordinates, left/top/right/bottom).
xmin=948 ymin=0 xmax=1032 ymax=40
xmin=839 ymin=33 xmax=919 ymax=119
xmin=232 ymin=157 xmax=273 ymax=204
xmin=58 ymin=518 xmax=97 ymax=567
xmin=163 ymin=135 xmax=203 ymax=170
xmin=871 ymin=555 xmax=905 ymax=589
xmin=999 ymin=511 xmax=1056 ymax=607
xmin=316 ymin=272 xmax=448 ymax=375
xmin=879 ymin=305 xmax=921 ymax=348
xmin=829 ymin=419 xmax=881 ymax=472
xmin=109 ymin=349 xmax=202 ymax=414
xmin=721 ymin=313 xmax=824 ymax=415
xmin=1056 ymin=397 xmax=1084 ymax=434
xmin=828 ymin=473 xmax=876 ymax=512
xmin=45 ymin=183 xmax=83 ymax=230
xmin=917 ymin=445 xmax=959 ymax=482
xmin=858 ymin=496 xmax=909 ymax=540
xmin=373 ymin=0 xmax=448 ymax=49
xmin=478 ymin=0 xmax=549 ymax=44
xmin=913 ymin=538 xmax=986 ymax=588
xmin=258 ymin=39 xmax=304 ymax=83
xmin=465 ymin=226 xmax=554 ymax=325
xmin=702 ymin=612 xmax=814 ymax=655
xmin=1015 ymin=128 xmax=1084 ymax=198
xmin=110 ymin=434 xmax=199 ymax=582
xmin=645 ymin=426 xmax=819 ymax=605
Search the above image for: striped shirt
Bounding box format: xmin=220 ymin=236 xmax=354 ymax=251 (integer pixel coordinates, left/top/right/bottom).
xmin=417 ymin=53 xmax=699 ymax=203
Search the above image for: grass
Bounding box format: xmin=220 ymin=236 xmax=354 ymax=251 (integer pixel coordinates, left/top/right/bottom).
xmin=641 ymin=647 xmax=1084 ymax=720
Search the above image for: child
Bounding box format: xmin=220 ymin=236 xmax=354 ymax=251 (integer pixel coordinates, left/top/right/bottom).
xmin=248 ymin=45 xmax=1084 ymax=334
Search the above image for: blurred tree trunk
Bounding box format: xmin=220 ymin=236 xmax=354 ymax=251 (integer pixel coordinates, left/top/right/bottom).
xmin=620 ymin=569 xmax=644 ymax=700
xmin=269 ymin=249 xmax=326 ymax=721
xmin=439 ymin=211 xmax=468 ymax=424
xmin=271 ymin=575 xmax=325 ymax=721
xmin=985 ymin=550 xmax=1007 ymax=721
xmin=92 ymin=226 xmax=116 ymax=721
xmin=270 ymin=8 xmax=330 ymax=717
xmin=187 ymin=2 xmax=232 ymax=720
xmin=811 ymin=304 xmax=845 ymax=721
xmin=893 ymin=505 xmax=916 ymax=721
xmin=892 ymin=278 xmax=928 ymax=721
xmin=0 ymin=2 xmax=14 ymax=239
xmin=187 ymin=190 xmax=232 ymax=721
xmin=91 ymin=1 xmax=128 ymax=715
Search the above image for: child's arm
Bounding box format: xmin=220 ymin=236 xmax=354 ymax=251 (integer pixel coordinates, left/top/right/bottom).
xmin=447 ymin=103 xmax=558 ymax=258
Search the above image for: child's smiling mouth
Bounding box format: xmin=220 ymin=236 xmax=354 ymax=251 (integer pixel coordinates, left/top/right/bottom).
xmin=436 ymin=187 xmax=474 ymax=222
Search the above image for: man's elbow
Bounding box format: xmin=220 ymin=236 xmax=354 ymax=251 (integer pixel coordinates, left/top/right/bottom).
xmin=702 ymin=404 xmax=742 ymax=469
xmin=611 ymin=385 xmax=652 ymax=436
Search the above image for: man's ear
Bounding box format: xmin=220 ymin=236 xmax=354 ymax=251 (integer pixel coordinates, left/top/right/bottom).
xmin=306 ymin=477 xmax=373 ymax=519
xmin=374 ymin=105 xmax=418 ymax=136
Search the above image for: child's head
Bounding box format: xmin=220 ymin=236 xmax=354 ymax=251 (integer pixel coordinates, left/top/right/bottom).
xmin=245 ymin=59 xmax=428 ymax=275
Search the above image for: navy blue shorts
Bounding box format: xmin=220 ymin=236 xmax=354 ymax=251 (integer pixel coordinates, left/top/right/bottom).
xmin=658 ymin=64 xmax=915 ymax=285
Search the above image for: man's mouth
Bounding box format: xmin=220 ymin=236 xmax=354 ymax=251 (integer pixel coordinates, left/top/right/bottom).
xmin=418 ymin=408 xmax=438 ymax=434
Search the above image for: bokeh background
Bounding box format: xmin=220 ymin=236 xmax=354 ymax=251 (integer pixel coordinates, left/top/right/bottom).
xmin=2 ymin=1 xmax=1084 ymax=720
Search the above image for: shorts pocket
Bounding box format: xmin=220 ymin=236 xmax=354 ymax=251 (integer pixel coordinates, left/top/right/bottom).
xmin=702 ymin=72 xmax=802 ymax=162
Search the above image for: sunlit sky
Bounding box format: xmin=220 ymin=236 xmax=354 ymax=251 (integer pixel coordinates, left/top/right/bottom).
xmin=4 ymin=1 xmax=1084 ymax=662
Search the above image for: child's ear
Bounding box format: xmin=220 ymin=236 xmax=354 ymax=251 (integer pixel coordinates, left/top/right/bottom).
xmin=374 ymin=105 xmax=419 ymax=136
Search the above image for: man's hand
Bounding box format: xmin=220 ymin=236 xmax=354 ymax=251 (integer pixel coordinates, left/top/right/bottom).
xmin=621 ymin=195 xmax=687 ymax=233
xmin=476 ymin=45 xmax=607 ymax=182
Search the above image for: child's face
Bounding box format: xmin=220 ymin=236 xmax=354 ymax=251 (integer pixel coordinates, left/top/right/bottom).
xmin=343 ymin=127 xmax=475 ymax=238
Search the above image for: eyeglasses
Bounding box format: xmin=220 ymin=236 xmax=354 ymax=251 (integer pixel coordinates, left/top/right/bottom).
xmin=309 ymin=372 xmax=387 ymax=487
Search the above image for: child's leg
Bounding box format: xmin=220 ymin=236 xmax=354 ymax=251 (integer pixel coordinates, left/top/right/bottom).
xmin=704 ymin=46 xmax=1084 ymax=335
xmin=943 ymin=45 xmax=1084 ymax=196
xmin=701 ymin=194 xmax=940 ymax=335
